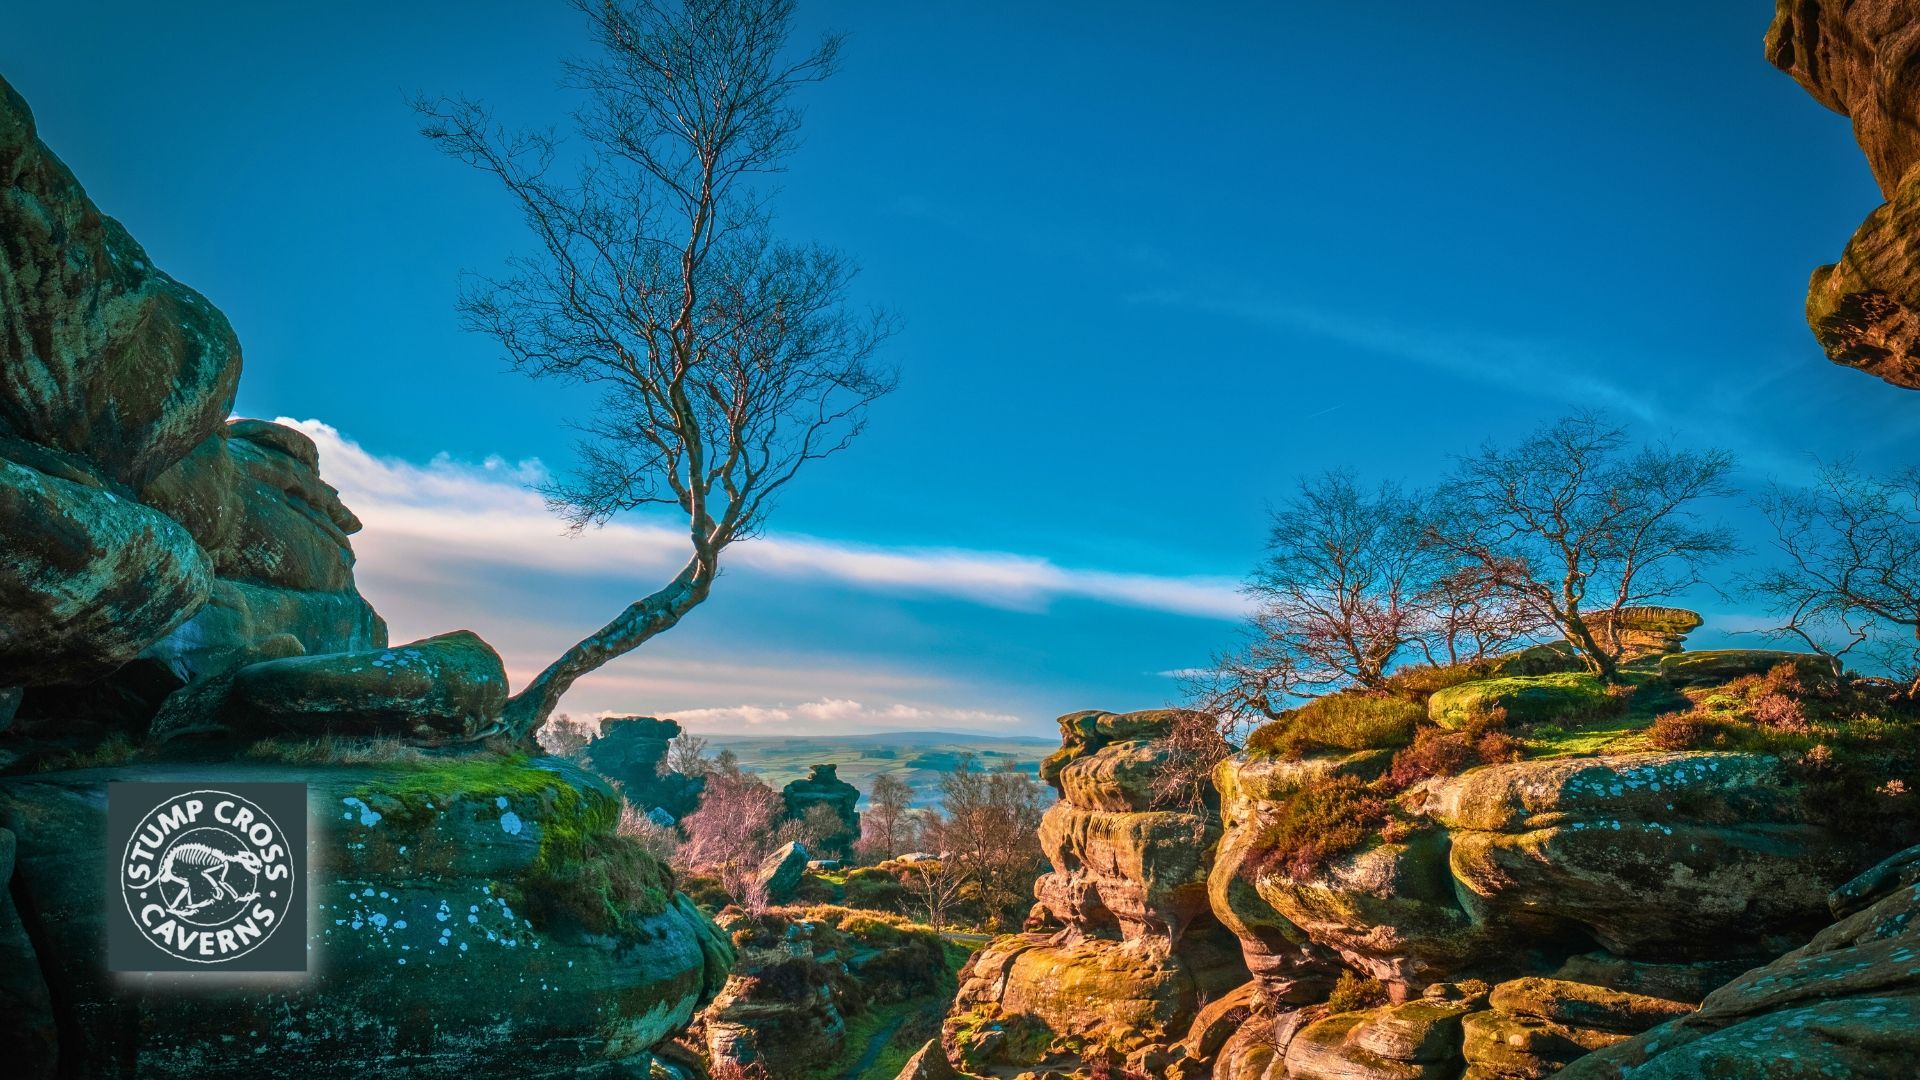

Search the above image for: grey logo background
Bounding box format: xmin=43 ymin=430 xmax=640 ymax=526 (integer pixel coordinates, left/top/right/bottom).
xmin=108 ymin=782 xmax=307 ymax=972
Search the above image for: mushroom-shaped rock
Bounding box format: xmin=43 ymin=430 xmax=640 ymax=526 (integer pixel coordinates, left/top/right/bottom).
xmin=781 ymin=764 xmax=860 ymax=853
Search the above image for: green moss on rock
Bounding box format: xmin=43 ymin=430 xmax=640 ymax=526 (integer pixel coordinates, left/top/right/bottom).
xmin=1429 ymin=673 xmax=1624 ymax=730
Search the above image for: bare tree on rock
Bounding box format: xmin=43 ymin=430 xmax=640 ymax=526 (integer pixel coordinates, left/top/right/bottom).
xmin=1428 ymin=413 xmax=1737 ymax=681
xmin=1751 ymin=460 xmax=1920 ymax=692
xmin=418 ymin=0 xmax=896 ymax=738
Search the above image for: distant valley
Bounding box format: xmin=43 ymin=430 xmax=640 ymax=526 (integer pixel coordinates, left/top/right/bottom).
xmin=698 ymin=729 xmax=1054 ymax=806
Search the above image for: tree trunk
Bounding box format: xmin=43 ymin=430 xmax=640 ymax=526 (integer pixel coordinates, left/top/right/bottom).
xmin=499 ymin=554 xmax=716 ymax=738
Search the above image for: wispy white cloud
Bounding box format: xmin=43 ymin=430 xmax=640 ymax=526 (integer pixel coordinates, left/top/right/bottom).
xmin=668 ymin=697 xmax=1024 ymax=734
xmin=282 ymin=417 xmax=1249 ymax=620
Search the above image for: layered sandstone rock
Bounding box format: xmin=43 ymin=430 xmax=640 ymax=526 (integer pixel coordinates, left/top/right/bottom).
xmin=1564 ymin=841 xmax=1920 ymax=1077
xmin=581 ymin=715 xmax=705 ymax=818
xmin=934 ymin=710 xmax=1252 ymax=1078
xmin=1211 ymin=748 xmax=1862 ymax=994
xmin=1767 ymin=0 xmax=1920 ymax=387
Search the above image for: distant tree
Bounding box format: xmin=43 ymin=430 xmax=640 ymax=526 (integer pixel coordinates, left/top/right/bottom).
xmin=417 ymin=0 xmax=897 ymax=739
xmin=663 ymin=732 xmax=713 ymax=778
xmin=678 ymin=756 xmax=782 ymax=901
xmin=1427 ymin=413 xmax=1737 ymax=681
xmin=935 ymin=757 xmax=1048 ymax=929
xmin=856 ymin=773 xmax=915 ymax=863
xmin=774 ymin=802 xmax=849 ymax=858
xmin=535 ymin=712 xmax=591 ymax=756
xmin=1750 ymin=460 xmax=1920 ymax=692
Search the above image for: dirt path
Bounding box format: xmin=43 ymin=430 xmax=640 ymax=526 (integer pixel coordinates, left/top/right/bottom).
xmin=842 ymin=1014 xmax=909 ymax=1080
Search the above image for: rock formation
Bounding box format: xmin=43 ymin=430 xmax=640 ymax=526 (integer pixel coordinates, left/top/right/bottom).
xmin=1564 ymin=841 xmax=1920 ymax=1077
xmin=0 ymin=756 xmax=734 ymax=1078
xmin=579 ymin=715 xmax=706 ymax=818
xmin=698 ymin=905 xmax=948 ymax=1079
xmin=1767 ymin=0 xmax=1920 ymax=387
xmin=930 ymin=710 xmax=1251 ymax=1078
xmin=0 ymin=72 xmax=731 ymax=1075
xmin=783 ymin=762 xmax=862 ymax=855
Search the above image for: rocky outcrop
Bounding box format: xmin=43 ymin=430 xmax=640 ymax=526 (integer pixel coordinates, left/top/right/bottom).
xmin=0 ymin=756 xmax=733 ymax=1077
xmin=1564 ymin=842 xmax=1920 ymax=1077
xmin=1212 ymin=749 xmax=1862 ymax=994
xmin=0 ymin=71 xmax=386 ymax=729
xmin=1767 ymin=0 xmax=1920 ymax=388
xmin=783 ymin=762 xmax=861 ymax=855
xmin=581 ymin=715 xmax=705 ymax=817
xmin=934 ymin=710 xmax=1251 ymax=1078
xmin=700 ymin=906 xmax=948 ymax=1079
xmin=220 ymin=630 xmax=508 ymax=740
xmin=0 ymin=71 xmax=732 ymax=1077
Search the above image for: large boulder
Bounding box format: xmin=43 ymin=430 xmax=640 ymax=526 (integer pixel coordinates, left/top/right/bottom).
xmin=756 ymin=840 xmax=811 ymax=904
xmin=1767 ymin=1 xmax=1920 ymax=388
xmin=0 ymin=756 xmax=733 ymax=1077
xmin=224 ymin=630 xmax=508 ymax=740
xmin=0 ymin=457 xmax=211 ymax=685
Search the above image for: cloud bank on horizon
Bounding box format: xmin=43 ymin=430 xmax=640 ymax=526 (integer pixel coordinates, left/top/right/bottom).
xmin=281 ymin=418 xmax=1246 ymax=735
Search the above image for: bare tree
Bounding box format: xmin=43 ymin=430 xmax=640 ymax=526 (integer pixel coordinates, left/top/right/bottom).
xmin=855 ymin=773 xmax=915 ymax=863
xmin=1146 ymin=709 xmax=1234 ymax=814
xmin=663 ymin=731 xmax=713 ymax=777
xmin=1750 ymin=460 xmax=1920 ymax=691
xmin=1428 ymin=413 xmax=1737 ymax=681
xmin=773 ymin=802 xmax=849 ymax=858
xmin=897 ymin=849 xmax=965 ymax=934
xmin=1194 ymin=472 xmax=1545 ymax=735
xmin=678 ymin=756 xmax=783 ymax=901
xmin=418 ymin=0 xmax=897 ymax=738
xmin=936 ymin=757 xmax=1048 ymax=929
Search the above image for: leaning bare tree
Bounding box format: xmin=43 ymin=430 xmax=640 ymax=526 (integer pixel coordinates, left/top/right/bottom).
xmin=1428 ymin=413 xmax=1737 ymax=681
xmin=418 ymin=0 xmax=896 ymax=737
xmin=1750 ymin=460 xmax=1920 ymax=691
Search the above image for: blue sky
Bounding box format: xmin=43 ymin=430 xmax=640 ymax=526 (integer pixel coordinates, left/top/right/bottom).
xmin=9 ymin=2 xmax=1918 ymax=736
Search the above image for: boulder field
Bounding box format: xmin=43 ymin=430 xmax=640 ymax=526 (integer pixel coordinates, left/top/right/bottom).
xmin=0 ymin=71 xmax=731 ymax=1075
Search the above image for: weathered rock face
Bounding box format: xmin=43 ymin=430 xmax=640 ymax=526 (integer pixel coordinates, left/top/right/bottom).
xmin=782 ymin=762 xmax=861 ymax=854
xmin=1564 ymin=841 xmax=1920 ymax=1078
xmin=1584 ymin=606 xmax=1702 ymax=662
xmin=0 ymin=77 xmax=241 ymax=491
xmin=1211 ymin=749 xmax=1865 ymax=996
xmin=1767 ymin=0 xmax=1920 ymax=388
xmin=0 ymin=756 xmax=733 ymax=1078
xmin=581 ymin=715 xmax=704 ymax=818
xmin=936 ymin=710 xmax=1251 ymax=1078
xmin=0 ymin=72 xmax=382 ymax=706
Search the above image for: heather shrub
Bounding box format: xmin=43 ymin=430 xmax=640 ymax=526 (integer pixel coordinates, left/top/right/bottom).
xmin=1326 ymin=971 xmax=1390 ymax=1013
